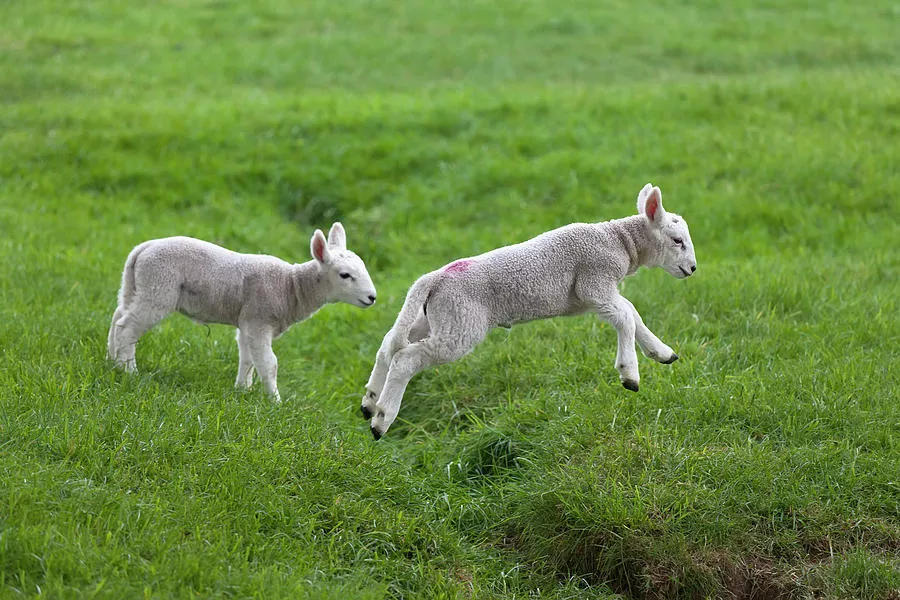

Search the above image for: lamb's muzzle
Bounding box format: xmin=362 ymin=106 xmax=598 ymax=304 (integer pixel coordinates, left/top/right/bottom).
xmin=361 ymin=183 xmax=697 ymax=439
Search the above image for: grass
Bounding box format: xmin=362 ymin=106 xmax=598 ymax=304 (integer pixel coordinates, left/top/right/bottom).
xmin=1 ymin=0 xmax=899 ymax=597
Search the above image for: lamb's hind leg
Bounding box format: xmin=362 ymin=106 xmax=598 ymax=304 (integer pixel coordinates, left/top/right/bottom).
xmin=361 ymin=310 xmax=430 ymax=419
xmin=369 ymin=317 xmax=488 ymax=440
xmin=621 ymin=297 xmax=678 ymax=364
xmin=361 ymin=329 xmax=395 ymax=419
xmin=112 ymin=304 xmax=171 ymax=373
xmin=107 ymin=306 xmax=124 ymax=361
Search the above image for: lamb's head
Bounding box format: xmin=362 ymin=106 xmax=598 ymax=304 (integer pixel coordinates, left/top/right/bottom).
xmin=636 ymin=183 xmax=697 ymax=279
xmin=310 ymin=223 xmax=377 ymax=308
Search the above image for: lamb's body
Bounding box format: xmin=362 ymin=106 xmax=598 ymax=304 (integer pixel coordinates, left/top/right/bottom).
xmin=119 ymin=238 xmax=318 ymax=332
xmin=108 ymin=224 xmax=376 ymax=401
xmin=429 ymin=220 xmax=641 ymax=328
xmin=363 ymin=184 xmax=697 ymax=439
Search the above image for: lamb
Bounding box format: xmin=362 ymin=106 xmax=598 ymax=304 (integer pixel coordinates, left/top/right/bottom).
xmin=107 ymin=223 xmax=376 ymax=402
xmin=361 ymin=183 xmax=697 ymax=439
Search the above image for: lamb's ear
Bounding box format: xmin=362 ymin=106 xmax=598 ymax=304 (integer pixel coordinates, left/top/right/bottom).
xmin=638 ymin=184 xmax=666 ymax=227
xmin=636 ymin=183 xmax=653 ymax=213
xmin=327 ymin=222 xmax=346 ymax=249
xmin=311 ymin=230 xmax=330 ymax=264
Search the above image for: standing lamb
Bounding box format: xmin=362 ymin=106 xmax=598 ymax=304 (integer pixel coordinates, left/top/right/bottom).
xmin=362 ymin=183 xmax=696 ymax=439
xmin=108 ymin=223 xmax=376 ymax=402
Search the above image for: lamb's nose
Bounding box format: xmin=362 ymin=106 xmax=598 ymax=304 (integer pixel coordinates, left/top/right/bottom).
xmin=368 ymin=294 xmax=377 ymax=303
xmin=690 ymin=265 xmax=696 ymax=273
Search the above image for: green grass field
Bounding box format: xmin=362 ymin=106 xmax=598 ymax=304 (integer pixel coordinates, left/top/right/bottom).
xmin=1 ymin=0 xmax=899 ymax=598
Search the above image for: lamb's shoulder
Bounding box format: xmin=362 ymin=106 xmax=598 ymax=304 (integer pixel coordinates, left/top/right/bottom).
xmin=573 ymin=221 xmax=634 ymax=282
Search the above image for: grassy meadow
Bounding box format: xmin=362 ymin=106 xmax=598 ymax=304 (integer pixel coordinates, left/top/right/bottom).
xmin=1 ymin=0 xmax=899 ymax=598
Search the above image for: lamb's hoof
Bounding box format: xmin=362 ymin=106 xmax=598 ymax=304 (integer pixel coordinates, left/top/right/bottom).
xmin=622 ymin=380 xmax=639 ymax=392
xmin=370 ymin=426 xmax=382 ymax=441
xmin=361 ymin=405 xmax=374 ymax=420
xmin=662 ymin=353 xmax=679 ymax=365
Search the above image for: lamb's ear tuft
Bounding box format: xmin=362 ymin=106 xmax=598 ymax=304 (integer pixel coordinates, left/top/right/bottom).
xmin=327 ymin=222 xmax=346 ymax=249
xmin=639 ymin=185 xmax=666 ymax=226
xmin=311 ymin=230 xmax=330 ymax=264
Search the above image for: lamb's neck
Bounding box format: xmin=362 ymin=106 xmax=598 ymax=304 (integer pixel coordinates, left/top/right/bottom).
xmin=611 ymin=216 xmax=659 ymax=275
xmin=290 ymin=261 xmax=330 ymax=322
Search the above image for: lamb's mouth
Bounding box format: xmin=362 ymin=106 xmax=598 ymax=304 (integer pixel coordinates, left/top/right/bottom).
xmin=678 ymin=266 xmax=692 ymax=277
xmin=360 ymin=298 xmax=375 ymax=307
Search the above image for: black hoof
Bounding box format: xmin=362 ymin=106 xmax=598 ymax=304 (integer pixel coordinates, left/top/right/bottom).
xmin=370 ymin=427 xmax=382 ymax=441
xmin=361 ymin=405 xmax=373 ymax=420
xmin=662 ymin=353 xmax=679 ymax=365
xmin=622 ymin=380 xmax=639 ymax=392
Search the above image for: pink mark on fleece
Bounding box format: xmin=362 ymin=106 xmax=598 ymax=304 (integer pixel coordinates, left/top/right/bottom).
xmin=443 ymin=259 xmax=474 ymax=274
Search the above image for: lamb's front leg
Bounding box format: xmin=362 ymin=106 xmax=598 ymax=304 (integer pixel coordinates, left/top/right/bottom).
xmin=235 ymin=328 xmax=255 ymax=389
xmin=621 ymin=297 xmax=678 ymax=365
xmin=595 ymin=296 xmax=641 ymax=392
xmin=244 ymin=328 xmax=280 ymax=403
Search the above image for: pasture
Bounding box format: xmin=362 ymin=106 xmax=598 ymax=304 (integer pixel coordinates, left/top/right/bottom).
xmin=0 ymin=0 xmax=898 ymax=597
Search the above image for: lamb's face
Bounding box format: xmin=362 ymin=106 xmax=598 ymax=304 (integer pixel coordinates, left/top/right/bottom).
xmin=310 ymin=223 xmax=377 ymax=308
xmin=657 ymin=213 xmax=697 ymax=279
xmin=325 ymin=250 xmax=378 ymax=308
xmin=636 ymin=183 xmax=697 ymax=279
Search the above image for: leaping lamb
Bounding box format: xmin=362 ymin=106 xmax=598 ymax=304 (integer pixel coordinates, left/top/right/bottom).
xmin=362 ymin=183 xmax=696 ymax=439
xmin=108 ymin=223 xmax=376 ymax=402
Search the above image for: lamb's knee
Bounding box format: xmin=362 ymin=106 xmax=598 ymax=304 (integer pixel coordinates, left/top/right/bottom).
xmin=389 ymin=346 xmax=432 ymax=377
xmin=113 ymin=314 xmax=141 ymax=343
xmin=376 ymin=345 xmax=394 ymax=370
xmin=257 ymin=354 xmax=277 ymax=379
xmin=249 ymin=343 xmax=277 ymax=384
xmin=116 ymin=305 xmax=166 ymax=339
xmin=386 ymin=336 xmax=408 ymax=360
xmin=607 ymin=312 xmax=635 ymax=337
xmin=596 ymin=300 xmax=634 ymax=330
xmin=258 ymin=366 xmax=280 ymax=402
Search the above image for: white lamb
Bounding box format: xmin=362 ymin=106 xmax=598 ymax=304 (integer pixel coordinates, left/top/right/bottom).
xmin=361 ymin=184 xmax=697 ymax=439
xmin=108 ymin=223 xmax=376 ymax=402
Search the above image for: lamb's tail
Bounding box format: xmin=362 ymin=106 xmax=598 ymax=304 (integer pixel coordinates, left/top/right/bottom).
xmin=387 ymin=272 xmax=440 ymax=352
xmin=117 ymin=241 xmax=151 ymax=309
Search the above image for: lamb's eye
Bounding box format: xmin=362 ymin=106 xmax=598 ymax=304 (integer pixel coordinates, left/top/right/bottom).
xmin=672 ymin=237 xmax=684 ymax=246
xmin=339 ymin=272 xmax=352 ymax=279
